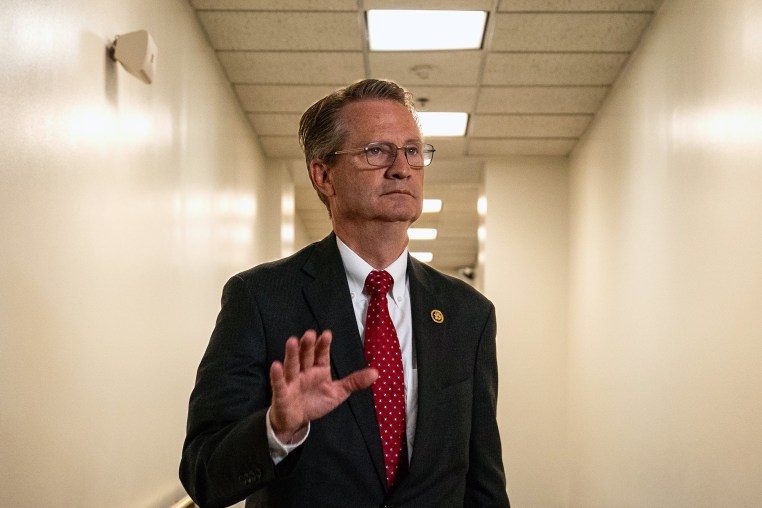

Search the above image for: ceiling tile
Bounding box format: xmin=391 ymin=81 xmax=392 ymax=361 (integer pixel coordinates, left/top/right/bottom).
xmin=197 ymin=11 xmax=362 ymax=50
xmin=496 ymin=0 xmax=663 ymax=11
xmin=248 ymin=113 xmax=301 ymax=136
xmin=483 ymin=53 xmax=629 ymax=85
xmin=468 ymin=138 xmax=576 ymax=156
xmin=424 ymin=160 xmax=483 ymax=184
xmin=426 ymin=137 xmax=467 ymax=159
xmin=259 ymin=136 xmax=302 ymax=158
xmin=492 ymin=13 xmax=653 ymax=52
xmin=412 ymin=238 xmax=478 ymax=268
xmin=477 ymin=86 xmax=610 ymax=113
xmin=236 ymin=85 xmax=340 ymax=112
xmin=423 ymin=182 xmax=480 ymax=203
xmin=470 ymin=114 xmax=592 ymax=137
xmin=403 ymin=86 xmax=478 ymax=112
xmin=191 ymin=0 xmax=356 ymax=10
xmin=188 ymin=0 xmax=660 ymax=272
xmin=219 ymin=51 xmax=365 ymax=84
xmin=369 ymin=51 xmax=483 ymax=86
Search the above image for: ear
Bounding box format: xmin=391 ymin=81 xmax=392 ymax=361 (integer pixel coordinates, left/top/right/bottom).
xmin=309 ymin=159 xmax=336 ymax=198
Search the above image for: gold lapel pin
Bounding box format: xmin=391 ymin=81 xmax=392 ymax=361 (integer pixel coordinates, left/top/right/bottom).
xmin=430 ymin=309 xmax=444 ymax=324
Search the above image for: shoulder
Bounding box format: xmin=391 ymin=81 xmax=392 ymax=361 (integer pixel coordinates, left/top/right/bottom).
xmin=216 ymin=241 xmax=327 ymax=311
xmin=234 ymin=240 xmax=320 ymax=282
xmin=237 ymin=231 xmax=343 ymax=279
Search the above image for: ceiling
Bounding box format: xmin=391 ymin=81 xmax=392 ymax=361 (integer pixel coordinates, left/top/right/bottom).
xmin=189 ymin=0 xmax=662 ymax=273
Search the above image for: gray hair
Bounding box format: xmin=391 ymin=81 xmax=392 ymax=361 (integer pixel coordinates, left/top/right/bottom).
xmin=298 ymin=79 xmax=417 ymax=212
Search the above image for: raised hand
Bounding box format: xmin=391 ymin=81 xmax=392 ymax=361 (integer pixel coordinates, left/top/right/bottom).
xmin=268 ymin=329 xmax=377 ymax=443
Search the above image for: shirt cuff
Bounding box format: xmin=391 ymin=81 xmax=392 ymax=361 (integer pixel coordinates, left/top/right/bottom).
xmin=265 ymin=406 xmax=310 ymax=465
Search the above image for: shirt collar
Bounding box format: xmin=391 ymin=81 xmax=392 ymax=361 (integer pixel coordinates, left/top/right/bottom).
xmin=336 ymin=235 xmax=408 ymax=304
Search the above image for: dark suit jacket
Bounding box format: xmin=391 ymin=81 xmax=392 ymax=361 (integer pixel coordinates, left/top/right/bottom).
xmin=180 ymin=234 xmax=509 ymax=508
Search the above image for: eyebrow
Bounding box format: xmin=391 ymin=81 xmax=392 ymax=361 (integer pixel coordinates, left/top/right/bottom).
xmin=365 ymin=139 xmax=423 ymax=145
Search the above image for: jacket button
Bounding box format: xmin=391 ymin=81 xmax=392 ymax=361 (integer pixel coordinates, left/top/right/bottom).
xmin=238 ymin=470 xmax=261 ymax=485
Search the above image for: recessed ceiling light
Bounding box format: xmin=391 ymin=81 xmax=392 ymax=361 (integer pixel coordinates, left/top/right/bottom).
xmin=411 ymin=251 xmax=433 ymax=262
xmin=422 ymin=199 xmax=442 ymax=213
xmin=418 ymin=112 xmax=469 ymax=137
xmin=408 ymin=228 xmax=438 ymax=240
xmin=477 ymin=196 xmax=488 ymax=216
xmin=367 ymin=10 xmax=487 ymax=51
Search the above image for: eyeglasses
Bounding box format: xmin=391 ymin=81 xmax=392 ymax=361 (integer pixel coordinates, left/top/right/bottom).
xmin=331 ymin=141 xmax=436 ymax=168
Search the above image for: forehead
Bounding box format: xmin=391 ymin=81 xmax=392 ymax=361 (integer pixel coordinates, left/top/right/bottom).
xmin=339 ymin=99 xmax=421 ymax=144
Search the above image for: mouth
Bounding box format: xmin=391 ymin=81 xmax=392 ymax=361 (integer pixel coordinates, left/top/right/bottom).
xmin=383 ymin=189 xmax=414 ymax=197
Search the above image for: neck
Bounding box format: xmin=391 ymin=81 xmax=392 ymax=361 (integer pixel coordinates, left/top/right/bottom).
xmin=333 ymin=222 xmax=409 ymax=269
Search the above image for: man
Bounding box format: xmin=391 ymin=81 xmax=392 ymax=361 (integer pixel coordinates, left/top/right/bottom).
xmin=180 ymin=79 xmax=509 ymax=507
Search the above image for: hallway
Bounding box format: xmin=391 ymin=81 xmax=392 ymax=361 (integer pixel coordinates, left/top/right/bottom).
xmin=2 ymin=1 xmax=761 ymax=506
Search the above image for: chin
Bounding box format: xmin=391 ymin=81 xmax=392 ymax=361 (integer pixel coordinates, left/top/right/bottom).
xmin=385 ymin=210 xmax=421 ymax=224
xmin=375 ymin=199 xmax=421 ymax=223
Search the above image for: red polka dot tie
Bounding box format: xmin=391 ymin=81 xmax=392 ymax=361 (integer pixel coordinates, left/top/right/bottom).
xmin=364 ymin=270 xmax=407 ymax=488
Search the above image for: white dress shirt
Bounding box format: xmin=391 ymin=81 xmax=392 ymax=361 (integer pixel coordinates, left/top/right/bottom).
xmin=336 ymin=236 xmax=418 ymax=459
xmin=267 ymin=237 xmax=419 ymax=463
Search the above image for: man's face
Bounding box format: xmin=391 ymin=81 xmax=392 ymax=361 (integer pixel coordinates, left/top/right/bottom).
xmin=324 ymin=99 xmax=425 ymax=230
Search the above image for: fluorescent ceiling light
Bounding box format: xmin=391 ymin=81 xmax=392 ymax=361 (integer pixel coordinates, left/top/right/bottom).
xmin=367 ymin=10 xmax=487 ymax=51
xmin=422 ymin=199 xmax=442 ymax=213
xmin=419 ymin=112 xmax=468 ymax=137
xmin=408 ymin=228 xmax=438 ymax=240
xmin=411 ymin=252 xmax=433 ymax=262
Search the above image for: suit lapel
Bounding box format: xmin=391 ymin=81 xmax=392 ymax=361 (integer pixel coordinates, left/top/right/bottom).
xmin=404 ymin=258 xmax=447 ymax=484
xmin=301 ymin=234 xmax=387 ymax=486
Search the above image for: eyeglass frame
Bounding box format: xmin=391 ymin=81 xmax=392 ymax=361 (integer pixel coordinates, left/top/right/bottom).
xmin=330 ymin=141 xmax=436 ymax=168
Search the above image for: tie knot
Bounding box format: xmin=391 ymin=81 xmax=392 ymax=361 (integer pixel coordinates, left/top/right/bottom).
xmin=365 ymin=270 xmax=393 ymax=296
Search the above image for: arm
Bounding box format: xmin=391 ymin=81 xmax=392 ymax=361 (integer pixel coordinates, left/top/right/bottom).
xmin=180 ymin=276 xmax=376 ymax=508
xmin=180 ymin=276 xmax=274 ymax=508
xmin=464 ymin=304 xmax=510 ymax=507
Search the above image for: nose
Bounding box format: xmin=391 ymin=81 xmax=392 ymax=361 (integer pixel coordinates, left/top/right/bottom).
xmin=387 ymin=147 xmax=412 ymax=179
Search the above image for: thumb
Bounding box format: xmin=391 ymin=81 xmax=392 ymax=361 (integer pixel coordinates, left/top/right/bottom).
xmin=340 ymin=367 xmax=378 ymax=394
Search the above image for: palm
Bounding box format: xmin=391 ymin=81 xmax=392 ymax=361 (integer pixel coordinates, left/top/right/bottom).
xmin=269 ymin=330 xmax=377 ymax=443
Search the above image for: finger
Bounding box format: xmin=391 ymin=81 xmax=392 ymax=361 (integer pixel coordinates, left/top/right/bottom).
xmin=298 ymin=330 xmax=317 ymax=371
xmin=339 ymin=367 xmax=378 ymax=394
xmin=282 ymin=337 xmax=301 ymax=383
xmin=269 ymin=361 xmax=285 ymax=394
xmin=314 ymin=330 xmax=333 ymax=368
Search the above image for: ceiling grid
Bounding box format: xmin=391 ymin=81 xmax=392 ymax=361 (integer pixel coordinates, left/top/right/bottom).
xmin=189 ymin=0 xmax=663 ymax=271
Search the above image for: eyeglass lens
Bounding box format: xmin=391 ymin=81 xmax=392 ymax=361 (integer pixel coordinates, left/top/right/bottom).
xmin=366 ymin=142 xmax=433 ymax=167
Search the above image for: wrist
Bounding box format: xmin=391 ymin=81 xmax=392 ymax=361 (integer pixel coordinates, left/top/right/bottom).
xmin=278 ymin=424 xmax=308 ymax=445
xmin=268 ymin=409 xmax=308 ymax=444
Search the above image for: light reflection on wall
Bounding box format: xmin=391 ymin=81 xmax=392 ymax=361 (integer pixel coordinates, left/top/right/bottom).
xmin=172 ymin=191 xmax=257 ymax=267
xmin=477 ymin=196 xmax=487 ymax=286
xmin=742 ymin=11 xmax=762 ymax=59
xmin=8 ymin=7 xmax=75 ymax=62
xmin=671 ymin=105 xmax=762 ymax=151
xmin=477 ymin=224 xmax=487 ymax=266
xmin=59 ymin=104 xmax=173 ymax=150
xmin=281 ymin=185 xmax=295 ymax=257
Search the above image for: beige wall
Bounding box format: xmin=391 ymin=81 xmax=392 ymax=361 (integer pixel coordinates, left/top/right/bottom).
xmin=4 ymin=0 xmax=762 ymax=507
xmin=485 ymin=2 xmax=762 ymax=506
xmin=567 ymin=0 xmax=762 ymax=506
xmin=484 ymin=157 xmax=570 ymax=507
xmin=0 ymin=0 xmax=279 ymax=506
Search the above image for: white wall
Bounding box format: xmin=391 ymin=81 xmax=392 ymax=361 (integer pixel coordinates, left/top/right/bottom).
xmin=484 ymin=157 xmax=570 ymax=507
xmin=567 ymin=0 xmax=762 ymax=506
xmin=0 ymin=1 xmax=277 ymax=506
